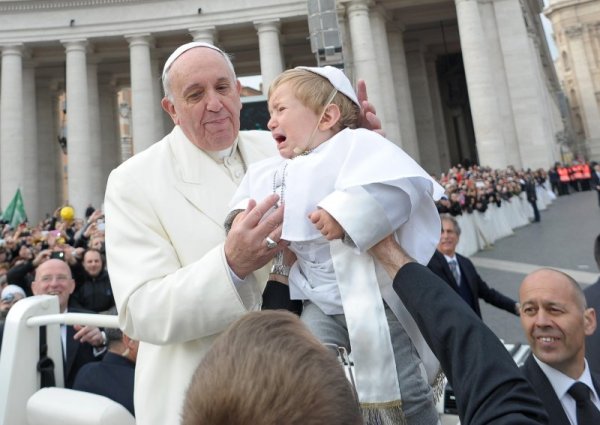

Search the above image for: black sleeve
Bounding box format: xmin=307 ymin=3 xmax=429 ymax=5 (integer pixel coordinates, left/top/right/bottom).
xmin=467 ymin=262 xmax=518 ymax=315
xmin=262 ymin=281 xmax=302 ymax=316
xmin=6 ymin=261 xmax=35 ymax=296
xmin=392 ymin=263 xmax=548 ymax=425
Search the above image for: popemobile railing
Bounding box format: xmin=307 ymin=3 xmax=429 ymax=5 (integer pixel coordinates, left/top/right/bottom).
xmin=0 ymin=295 xmax=122 ymax=425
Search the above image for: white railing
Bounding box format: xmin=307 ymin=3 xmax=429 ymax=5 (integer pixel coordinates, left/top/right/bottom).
xmin=0 ymin=296 xmax=120 ymax=425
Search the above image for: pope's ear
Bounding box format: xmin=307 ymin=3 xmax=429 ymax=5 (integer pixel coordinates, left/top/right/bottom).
xmin=319 ymin=104 xmax=341 ymax=131
xmin=161 ymin=97 xmax=178 ymax=125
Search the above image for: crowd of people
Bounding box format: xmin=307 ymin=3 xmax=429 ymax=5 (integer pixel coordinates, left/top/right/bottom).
xmin=0 ymin=40 xmax=599 ymax=425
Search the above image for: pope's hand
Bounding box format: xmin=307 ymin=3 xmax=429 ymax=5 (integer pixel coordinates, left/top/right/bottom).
xmin=225 ymin=194 xmax=285 ymax=279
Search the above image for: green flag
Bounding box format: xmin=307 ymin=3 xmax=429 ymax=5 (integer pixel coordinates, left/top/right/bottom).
xmin=0 ymin=189 xmax=28 ymax=228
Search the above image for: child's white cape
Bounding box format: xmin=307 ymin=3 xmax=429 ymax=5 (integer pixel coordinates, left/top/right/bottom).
xmin=231 ymin=128 xmax=445 ymax=405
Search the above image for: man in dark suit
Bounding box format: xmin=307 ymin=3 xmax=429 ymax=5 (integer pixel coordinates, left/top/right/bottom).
xmin=30 ymin=258 xmax=107 ymax=388
xmin=369 ymin=234 xmax=548 ymax=425
xmin=73 ymin=327 xmax=137 ymax=416
xmin=519 ymin=268 xmax=600 ymax=425
xmin=524 ymin=172 xmax=541 ymax=222
xmin=584 ymin=233 xmax=600 ymax=374
xmin=592 ymin=162 xmax=600 ymax=208
xmin=427 ymin=215 xmax=519 ymax=318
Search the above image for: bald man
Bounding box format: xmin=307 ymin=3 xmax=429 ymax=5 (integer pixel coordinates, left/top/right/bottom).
xmin=519 ymin=268 xmax=600 ymax=425
xmin=31 ymin=259 xmax=106 ymax=387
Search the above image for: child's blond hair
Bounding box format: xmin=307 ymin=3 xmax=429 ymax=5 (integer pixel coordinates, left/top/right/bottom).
xmin=268 ymin=68 xmax=360 ymax=132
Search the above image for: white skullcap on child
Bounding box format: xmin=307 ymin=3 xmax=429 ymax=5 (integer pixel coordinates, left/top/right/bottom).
xmin=162 ymin=42 xmax=228 ymax=80
xmin=295 ymin=66 xmax=360 ymax=108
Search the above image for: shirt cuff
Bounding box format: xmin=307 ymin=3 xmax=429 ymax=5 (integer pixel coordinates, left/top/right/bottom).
xmin=228 ymin=264 xmax=246 ymax=290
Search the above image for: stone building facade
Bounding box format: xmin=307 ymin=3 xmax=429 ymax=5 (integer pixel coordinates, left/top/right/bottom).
xmin=0 ymin=0 xmax=563 ymax=222
xmin=545 ymin=0 xmax=600 ymax=163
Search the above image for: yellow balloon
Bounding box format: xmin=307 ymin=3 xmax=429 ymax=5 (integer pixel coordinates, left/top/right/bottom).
xmin=60 ymin=206 xmax=75 ymax=221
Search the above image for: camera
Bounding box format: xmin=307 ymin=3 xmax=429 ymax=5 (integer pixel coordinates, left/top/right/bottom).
xmin=50 ymin=251 xmax=65 ymax=260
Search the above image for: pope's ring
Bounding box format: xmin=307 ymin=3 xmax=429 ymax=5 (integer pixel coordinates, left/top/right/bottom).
xmin=265 ymin=237 xmax=278 ymax=249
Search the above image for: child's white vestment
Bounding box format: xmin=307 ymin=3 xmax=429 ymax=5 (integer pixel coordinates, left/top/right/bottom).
xmin=230 ymin=127 xmax=445 ymax=405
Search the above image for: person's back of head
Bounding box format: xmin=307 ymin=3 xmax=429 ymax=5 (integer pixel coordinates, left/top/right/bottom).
xmin=181 ymin=310 xmax=362 ymax=425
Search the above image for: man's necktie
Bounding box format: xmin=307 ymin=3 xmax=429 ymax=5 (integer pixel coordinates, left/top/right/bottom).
xmin=448 ymin=259 xmax=460 ymax=285
xmin=568 ymin=381 xmax=600 ymax=424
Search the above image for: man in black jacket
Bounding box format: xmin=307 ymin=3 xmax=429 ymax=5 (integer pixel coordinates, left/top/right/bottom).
xmin=427 ymin=215 xmax=519 ymax=318
xmin=70 ymin=249 xmax=115 ymax=314
xmin=585 ymin=233 xmax=600 ymax=374
xmin=370 ymin=234 xmax=548 ymax=425
xmin=73 ymin=327 xmax=137 ymax=416
xmin=592 ymin=162 xmax=600 ymax=208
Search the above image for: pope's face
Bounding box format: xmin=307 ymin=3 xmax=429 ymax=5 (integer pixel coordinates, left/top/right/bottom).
xmin=162 ymin=48 xmax=242 ymax=152
xmin=519 ymin=269 xmax=596 ymax=378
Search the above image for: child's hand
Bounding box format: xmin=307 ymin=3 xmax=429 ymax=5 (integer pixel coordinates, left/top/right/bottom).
xmin=308 ymin=209 xmax=344 ymax=240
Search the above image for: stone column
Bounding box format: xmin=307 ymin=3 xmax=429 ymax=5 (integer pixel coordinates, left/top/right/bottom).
xmin=22 ymin=64 xmax=39 ymax=222
xmin=151 ymin=57 xmax=166 ymax=139
xmin=426 ymin=55 xmax=451 ymax=173
xmin=254 ymin=20 xmax=284 ymax=94
xmin=493 ymin=0 xmax=555 ymax=169
xmin=87 ymin=61 xmax=104 ymax=208
xmin=343 ymin=0 xmax=384 ymax=117
xmin=337 ymin=5 xmax=355 ymax=83
xmin=190 ymin=26 xmax=216 ymax=45
xmin=565 ymin=24 xmax=600 ymax=161
xmin=455 ymin=0 xmax=507 ymax=168
xmin=98 ymin=77 xmax=120 ymax=187
xmin=370 ymin=7 xmax=401 ymax=145
xmin=528 ymin=34 xmax=557 ymax=167
xmin=0 ymin=44 xmax=25 ymax=208
xmin=406 ymin=42 xmax=442 ymax=174
xmin=387 ymin=25 xmax=420 ymax=161
xmin=126 ymin=33 xmax=156 ymax=154
xmin=480 ymin=0 xmax=522 ymax=168
xmin=63 ymin=39 xmax=92 ymax=217
xmin=36 ymin=81 xmax=59 ymax=217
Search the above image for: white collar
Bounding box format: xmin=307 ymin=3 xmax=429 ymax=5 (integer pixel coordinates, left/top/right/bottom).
xmin=443 ymin=254 xmax=458 ymax=263
xmin=534 ymin=355 xmax=599 ymax=402
xmin=206 ymin=145 xmax=235 ymax=163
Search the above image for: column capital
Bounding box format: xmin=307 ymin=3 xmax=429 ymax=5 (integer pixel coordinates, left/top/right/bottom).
xmin=340 ymin=0 xmax=373 ymax=12
xmin=189 ymin=26 xmax=216 ymax=43
xmin=61 ymin=38 xmax=88 ymax=53
xmin=339 ymin=0 xmax=374 ymax=8
xmin=125 ymin=33 xmax=155 ymax=48
xmin=1 ymin=43 xmax=25 ymax=57
xmin=564 ymin=25 xmax=583 ymax=39
xmin=254 ymin=19 xmax=281 ymax=32
xmin=371 ymin=4 xmax=388 ymax=19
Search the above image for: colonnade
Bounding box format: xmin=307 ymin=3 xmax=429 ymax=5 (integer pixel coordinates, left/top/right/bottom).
xmin=0 ymin=0 xmax=562 ymax=222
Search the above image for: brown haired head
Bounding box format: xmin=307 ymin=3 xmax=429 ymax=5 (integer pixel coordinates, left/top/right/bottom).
xmin=181 ymin=310 xmax=362 ymax=425
xmin=268 ymin=68 xmax=360 ymax=132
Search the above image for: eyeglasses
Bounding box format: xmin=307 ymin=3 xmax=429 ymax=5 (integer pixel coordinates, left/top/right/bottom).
xmin=39 ymin=275 xmax=70 ymax=283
